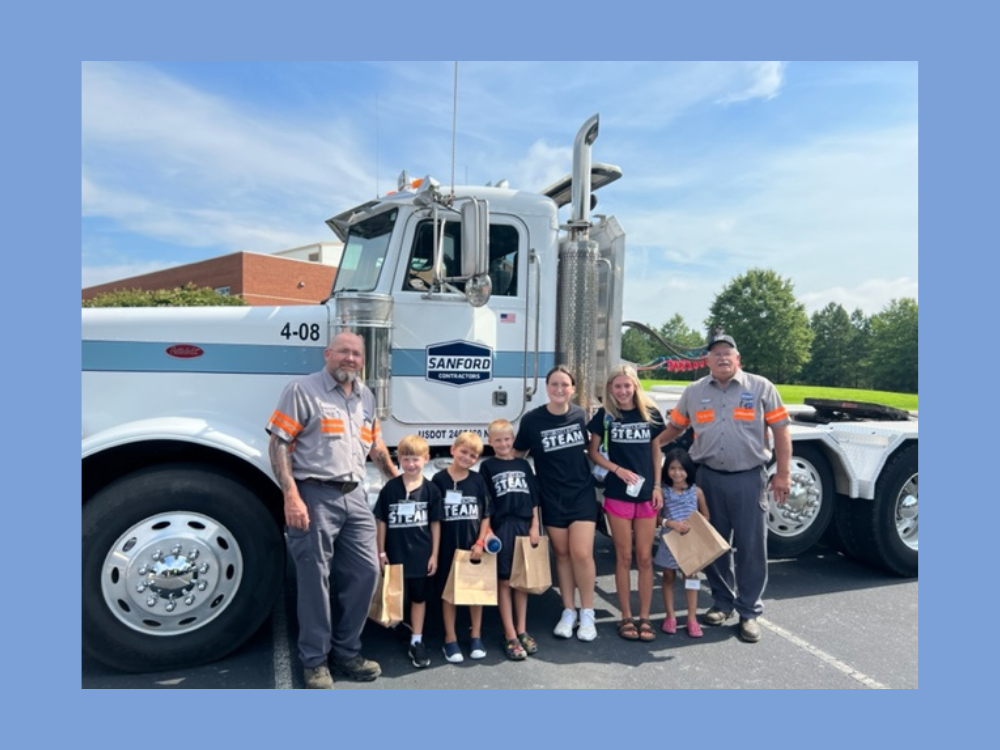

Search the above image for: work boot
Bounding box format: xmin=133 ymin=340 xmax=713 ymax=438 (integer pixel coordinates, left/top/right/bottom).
xmin=331 ymin=654 xmax=381 ymax=681
xmin=304 ymin=664 xmax=334 ymax=689
xmin=738 ymin=617 xmax=762 ymax=643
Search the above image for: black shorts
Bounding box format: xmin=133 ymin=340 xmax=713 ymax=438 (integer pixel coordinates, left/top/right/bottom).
xmin=405 ymin=575 xmax=433 ymax=604
xmin=491 ymin=516 xmax=532 ymax=579
xmin=541 ymin=499 xmax=599 ymax=529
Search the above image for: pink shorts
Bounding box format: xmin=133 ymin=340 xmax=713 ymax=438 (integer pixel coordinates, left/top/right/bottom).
xmin=604 ymin=497 xmax=658 ymax=520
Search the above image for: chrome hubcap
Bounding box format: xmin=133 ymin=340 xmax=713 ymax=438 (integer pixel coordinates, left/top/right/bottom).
xmin=101 ymin=512 xmax=243 ymax=635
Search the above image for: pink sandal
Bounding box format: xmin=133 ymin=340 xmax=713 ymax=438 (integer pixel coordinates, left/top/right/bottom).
xmin=687 ymin=619 xmax=704 ymax=638
xmin=661 ymin=617 xmax=677 ymax=635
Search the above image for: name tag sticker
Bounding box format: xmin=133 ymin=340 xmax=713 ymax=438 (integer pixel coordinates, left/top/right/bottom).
xmin=397 ymin=502 xmax=416 ymax=517
xmin=445 ymin=490 xmax=463 ymax=505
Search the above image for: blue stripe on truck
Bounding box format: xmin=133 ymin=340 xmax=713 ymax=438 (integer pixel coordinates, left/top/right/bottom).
xmin=83 ymin=341 xmax=556 ymax=378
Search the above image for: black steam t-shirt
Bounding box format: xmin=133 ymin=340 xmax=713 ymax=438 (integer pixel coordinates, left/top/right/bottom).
xmin=587 ymin=406 xmax=665 ymax=502
xmin=431 ymin=469 xmax=492 ymax=579
xmin=374 ymin=476 xmax=443 ymax=578
xmin=514 ymin=404 xmax=597 ymax=525
xmin=478 ymin=456 xmax=539 ymax=521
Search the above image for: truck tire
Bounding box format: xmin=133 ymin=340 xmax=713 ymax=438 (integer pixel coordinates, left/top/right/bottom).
xmin=835 ymin=445 xmax=918 ymax=577
xmin=766 ymin=444 xmax=835 ymax=558
xmin=82 ymin=463 xmax=285 ymax=672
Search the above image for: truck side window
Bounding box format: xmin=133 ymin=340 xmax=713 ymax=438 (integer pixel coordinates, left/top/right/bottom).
xmin=404 ymin=222 xmax=520 ymax=297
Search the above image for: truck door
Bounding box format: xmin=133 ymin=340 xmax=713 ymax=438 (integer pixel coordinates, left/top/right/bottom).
xmin=389 ymin=214 xmax=529 ymax=435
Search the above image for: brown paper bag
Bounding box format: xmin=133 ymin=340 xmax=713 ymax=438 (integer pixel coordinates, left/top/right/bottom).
xmin=441 ymin=549 xmax=497 ymax=606
xmin=663 ymin=510 xmax=731 ymax=577
xmin=368 ymin=563 xmax=404 ymax=627
xmin=510 ymin=536 xmax=552 ymax=594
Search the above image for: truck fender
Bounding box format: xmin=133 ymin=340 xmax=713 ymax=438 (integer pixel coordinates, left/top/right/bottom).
xmin=83 ymin=416 xmax=276 ymax=485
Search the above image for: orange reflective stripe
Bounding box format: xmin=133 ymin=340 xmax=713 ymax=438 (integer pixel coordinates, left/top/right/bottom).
xmin=695 ymin=409 xmax=715 ymax=424
xmin=269 ymin=410 xmax=302 ymax=436
xmin=360 ymin=427 xmax=374 ymax=442
xmin=321 ymin=418 xmax=345 ymax=434
xmin=765 ymin=406 xmax=789 ymax=423
xmin=733 ymin=408 xmax=755 ymax=421
xmin=670 ymin=408 xmax=690 ymax=427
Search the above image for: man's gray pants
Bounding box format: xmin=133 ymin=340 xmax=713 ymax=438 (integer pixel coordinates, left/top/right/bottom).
xmin=286 ymin=482 xmax=379 ymax=668
xmin=696 ymin=466 xmax=769 ymax=620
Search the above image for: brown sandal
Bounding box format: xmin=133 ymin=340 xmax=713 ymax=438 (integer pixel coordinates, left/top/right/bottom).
xmin=618 ymin=618 xmax=640 ymax=641
xmin=637 ymin=618 xmax=657 ymax=642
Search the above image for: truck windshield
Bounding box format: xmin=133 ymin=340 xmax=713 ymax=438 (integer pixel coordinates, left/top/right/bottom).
xmin=332 ymin=208 xmax=398 ymax=293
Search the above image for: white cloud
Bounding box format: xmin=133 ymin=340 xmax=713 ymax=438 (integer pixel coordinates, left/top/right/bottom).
xmin=801 ymin=277 xmax=919 ymax=316
xmin=82 ymin=62 xmax=373 ymax=259
xmin=716 ymin=62 xmax=786 ymax=104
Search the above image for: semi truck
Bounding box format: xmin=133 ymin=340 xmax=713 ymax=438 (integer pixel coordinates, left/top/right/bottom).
xmin=82 ymin=114 xmax=917 ymax=672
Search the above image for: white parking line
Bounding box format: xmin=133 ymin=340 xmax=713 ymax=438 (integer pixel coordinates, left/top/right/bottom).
xmin=272 ymin=585 xmax=294 ymax=689
xmin=759 ymin=617 xmax=889 ymax=689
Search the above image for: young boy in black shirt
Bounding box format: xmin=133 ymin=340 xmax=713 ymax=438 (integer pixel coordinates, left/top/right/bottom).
xmin=431 ymin=431 xmax=492 ymax=664
xmin=480 ymin=418 xmax=541 ymax=660
xmin=375 ymin=434 xmax=442 ymax=668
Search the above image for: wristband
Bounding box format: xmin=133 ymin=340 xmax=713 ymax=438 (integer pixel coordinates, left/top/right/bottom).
xmin=378 ymin=551 xmax=387 ymax=559
xmin=473 ymin=540 xmax=485 ymax=548
xmin=613 ymin=466 xmax=620 ymax=476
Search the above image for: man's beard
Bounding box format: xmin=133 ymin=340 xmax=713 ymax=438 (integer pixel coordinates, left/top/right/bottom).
xmin=333 ymin=368 xmax=358 ymax=384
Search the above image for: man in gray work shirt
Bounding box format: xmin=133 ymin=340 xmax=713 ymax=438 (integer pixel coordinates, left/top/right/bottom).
xmin=267 ymin=331 xmax=398 ymax=688
xmin=651 ymin=332 xmax=791 ymax=643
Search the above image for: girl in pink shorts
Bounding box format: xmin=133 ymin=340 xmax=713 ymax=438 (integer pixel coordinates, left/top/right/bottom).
xmin=587 ymin=365 xmax=665 ymax=642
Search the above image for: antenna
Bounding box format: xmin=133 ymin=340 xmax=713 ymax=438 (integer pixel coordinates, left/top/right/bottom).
xmin=375 ymin=92 xmax=380 ymax=198
xmin=451 ymin=61 xmax=458 ymax=198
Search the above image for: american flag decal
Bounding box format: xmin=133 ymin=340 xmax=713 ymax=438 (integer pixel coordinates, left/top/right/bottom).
xmin=500 ymin=312 xmax=516 ymax=323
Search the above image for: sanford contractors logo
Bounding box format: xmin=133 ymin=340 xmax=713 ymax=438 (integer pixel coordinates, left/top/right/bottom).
xmin=426 ymin=340 xmax=492 ymax=387
xmin=166 ymin=344 xmax=204 ymax=358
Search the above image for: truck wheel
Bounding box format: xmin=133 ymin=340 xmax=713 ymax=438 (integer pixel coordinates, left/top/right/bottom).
xmin=82 ymin=463 xmax=285 ymax=672
xmin=766 ymin=444 xmax=835 ymax=558
xmin=835 ymin=445 xmax=917 ymax=577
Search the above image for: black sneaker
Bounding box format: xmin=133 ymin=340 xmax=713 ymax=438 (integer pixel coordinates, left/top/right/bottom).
xmin=408 ymin=641 xmax=431 ymax=669
xmin=331 ymin=654 xmax=382 ymax=681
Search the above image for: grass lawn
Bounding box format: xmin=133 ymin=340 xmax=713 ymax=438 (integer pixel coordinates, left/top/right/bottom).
xmin=644 ymin=380 xmax=918 ymax=412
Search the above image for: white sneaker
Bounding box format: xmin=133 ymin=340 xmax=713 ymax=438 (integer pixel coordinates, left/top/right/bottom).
xmin=577 ymin=608 xmax=597 ymax=641
xmin=553 ymin=608 xmax=578 ymax=638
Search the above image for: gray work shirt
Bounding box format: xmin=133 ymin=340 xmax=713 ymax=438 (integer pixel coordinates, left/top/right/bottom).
xmin=668 ymin=369 xmax=789 ymax=472
xmin=266 ymin=367 xmax=379 ymax=482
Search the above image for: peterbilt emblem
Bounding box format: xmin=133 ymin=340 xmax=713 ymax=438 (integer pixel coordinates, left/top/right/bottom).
xmin=166 ymin=344 xmax=205 ymax=358
xmin=426 ymin=340 xmax=493 ymax=387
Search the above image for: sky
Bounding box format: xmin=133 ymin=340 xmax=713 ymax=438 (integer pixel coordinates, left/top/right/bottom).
xmin=82 ymin=61 xmax=917 ymax=331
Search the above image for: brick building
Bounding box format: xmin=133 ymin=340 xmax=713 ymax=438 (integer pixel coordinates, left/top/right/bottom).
xmin=82 ymin=243 xmax=343 ymax=306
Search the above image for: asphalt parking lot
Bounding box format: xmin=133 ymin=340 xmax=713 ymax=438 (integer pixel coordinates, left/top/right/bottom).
xmin=82 ymin=535 xmax=917 ymax=689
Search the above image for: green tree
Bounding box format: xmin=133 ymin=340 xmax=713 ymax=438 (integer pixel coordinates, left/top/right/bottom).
xmin=867 ymin=298 xmax=918 ymax=393
xmin=849 ymin=308 xmax=873 ymax=389
xmin=658 ymin=314 xmax=706 ymax=381
xmin=801 ymin=303 xmax=856 ymax=387
xmin=83 ymin=283 xmax=248 ymax=307
xmin=621 ymin=326 xmax=656 ymax=370
xmin=706 ymin=268 xmax=812 ymax=382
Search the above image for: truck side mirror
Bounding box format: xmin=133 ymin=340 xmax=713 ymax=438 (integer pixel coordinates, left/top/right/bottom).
xmin=461 ymin=198 xmax=492 ymax=306
xmin=461 ymin=199 xmax=489 ymax=279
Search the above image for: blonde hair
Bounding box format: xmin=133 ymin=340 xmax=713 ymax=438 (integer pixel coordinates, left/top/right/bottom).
xmin=453 ymin=430 xmax=484 ymax=455
xmin=487 ymin=418 xmax=515 ymax=438
xmin=603 ymin=364 xmax=658 ymax=422
xmin=397 ymin=434 xmax=430 ymax=458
